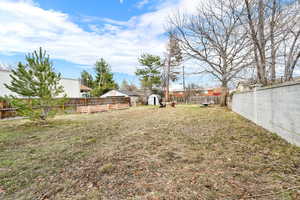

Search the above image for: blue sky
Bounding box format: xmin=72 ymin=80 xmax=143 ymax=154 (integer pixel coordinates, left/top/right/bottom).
xmin=0 ymin=0 xmax=214 ymax=88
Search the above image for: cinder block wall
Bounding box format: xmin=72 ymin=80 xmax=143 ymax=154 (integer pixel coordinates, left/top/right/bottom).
xmin=232 ymin=82 xmax=300 ymax=146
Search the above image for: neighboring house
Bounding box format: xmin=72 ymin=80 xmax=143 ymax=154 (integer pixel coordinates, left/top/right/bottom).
xmin=0 ymin=69 xmax=81 ymax=98
xmin=236 ymin=76 xmax=300 ymax=92
xmin=148 ymin=94 xmax=161 ymax=106
xmin=101 ymin=89 xmax=140 ymax=106
xmin=80 ymin=85 xmax=92 ymax=97
xmin=236 ymin=81 xmax=253 ymax=92
xmin=170 ymin=88 xmax=222 ymax=98
xmin=170 ymin=88 xmax=204 ymax=98
xmin=169 ymin=89 xmax=185 ymax=98
xmin=202 ymin=88 xmax=222 ymax=96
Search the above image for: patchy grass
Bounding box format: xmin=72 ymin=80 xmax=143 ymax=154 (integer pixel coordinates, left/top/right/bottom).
xmin=0 ymin=105 xmax=300 ymax=199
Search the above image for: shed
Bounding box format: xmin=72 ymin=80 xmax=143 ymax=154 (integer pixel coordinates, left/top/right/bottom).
xmin=148 ymin=94 xmax=161 ymax=106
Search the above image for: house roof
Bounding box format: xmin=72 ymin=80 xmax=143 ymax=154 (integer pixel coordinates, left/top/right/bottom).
xmin=148 ymin=94 xmax=161 ymax=98
xmin=118 ymin=90 xmax=140 ymax=96
xmin=0 ymin=68 xmax=11 ymax=73
xmin=80 ymin=85 xmax=92 ymax=92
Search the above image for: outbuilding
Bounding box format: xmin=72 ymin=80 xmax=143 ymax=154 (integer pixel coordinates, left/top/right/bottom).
xmin=148 ymin=94 xmax=161 ymax=106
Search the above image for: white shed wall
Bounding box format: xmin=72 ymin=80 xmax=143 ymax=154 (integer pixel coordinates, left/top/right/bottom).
xmin=148 ymin=95 xmax=160 ymax=105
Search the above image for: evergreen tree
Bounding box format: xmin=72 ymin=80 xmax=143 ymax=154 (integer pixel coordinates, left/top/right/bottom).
xmin=81 ymin=70 xmax=94 ymax=88
xmin=135 ymin=54 xmax=162 ymax=92
xmin=4 ymin=47 xmax=65 ymax=121
xmin=91 ymin=58 xmax=117 ymax=96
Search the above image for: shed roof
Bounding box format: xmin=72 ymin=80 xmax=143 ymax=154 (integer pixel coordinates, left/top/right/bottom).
xmin=118 ymin=90 xmax=140 ymax=96
xmin=148 ymin=94 xmax=161 ymax=97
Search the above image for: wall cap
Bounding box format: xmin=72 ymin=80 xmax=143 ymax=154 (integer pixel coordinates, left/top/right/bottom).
xmin=235 ymin=80 xmax=300 ymax=94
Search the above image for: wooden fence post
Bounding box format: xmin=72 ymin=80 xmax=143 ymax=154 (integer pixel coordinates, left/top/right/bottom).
xmin=0 ymin=97 xmax=132 ymax=119
xmin=0 ymin=101 xmax=3 ymax=119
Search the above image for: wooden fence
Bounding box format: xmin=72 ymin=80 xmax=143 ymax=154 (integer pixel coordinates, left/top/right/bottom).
xmin=170 ymin=96 xmax=221 ymax=104
xmin=0 ymin=97 xmax=130 ymax=119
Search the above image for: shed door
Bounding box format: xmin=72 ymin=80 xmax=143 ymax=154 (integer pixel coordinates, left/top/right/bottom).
xmin=154 ymin=97 xmax=156 ymax=105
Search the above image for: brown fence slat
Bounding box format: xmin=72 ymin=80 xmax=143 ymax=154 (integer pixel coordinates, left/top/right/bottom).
xmin=170 ymin=96 xmax=221 ymax=104
xmin=0 ymin=97 xmax=130 ymax=119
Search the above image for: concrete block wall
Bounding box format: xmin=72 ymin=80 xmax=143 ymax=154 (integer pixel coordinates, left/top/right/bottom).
xmin=232 ymin=82 xmax=300 ymax=146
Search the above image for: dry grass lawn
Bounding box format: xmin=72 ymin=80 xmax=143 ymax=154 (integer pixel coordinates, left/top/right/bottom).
xmin=0 ymin=105 xmax=300 ymax=200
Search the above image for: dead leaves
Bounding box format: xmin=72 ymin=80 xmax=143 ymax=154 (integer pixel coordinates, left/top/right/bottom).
xmin=1 ymin=106 xmax=300 ymax=199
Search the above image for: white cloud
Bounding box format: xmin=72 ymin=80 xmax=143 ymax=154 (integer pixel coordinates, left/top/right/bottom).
xmin=119 ymin=0 xmax=124 ymax=4
xmin=136 ymin=0 xmax=150 ymax=9
xmin=0 ymin=0 xmax=203 ymax=74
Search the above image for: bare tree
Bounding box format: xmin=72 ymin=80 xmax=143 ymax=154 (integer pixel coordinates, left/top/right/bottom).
xmin=244 ymin=0 xmax=300 ymax=84
xmin=169 ymin=0 xmax=251 ymax=106
xmin=270 ymin=0 xmax=279 ymax=82
xmin=283 ymin=2 xmax=300 ymax=80
xmin=162 ymin=33 xmax=183 ymax=102
xmin=244 ymin=0 xmax=269 ymax=85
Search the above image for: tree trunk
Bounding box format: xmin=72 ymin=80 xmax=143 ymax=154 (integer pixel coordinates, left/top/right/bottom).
xmin=245 ymin=0 xmax=268 ymax=86
xmin=40 ymin=107 xmax=48 ymax=121
xmin=220 ymin=82 xmax=228 ymax=107
xmin=258 ymin=0 xmax=268 ymax=85
xmin=270 ymin=0 xmax=277 ymax=83
xmin=284 ymin=30 xmax=300 ymax=81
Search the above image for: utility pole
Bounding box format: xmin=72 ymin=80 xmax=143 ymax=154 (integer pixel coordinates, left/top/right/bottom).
xmin=182 ymin=65 xmax=186 ymax=104
xmin=165 ymin=54 xmax=171 ymax=102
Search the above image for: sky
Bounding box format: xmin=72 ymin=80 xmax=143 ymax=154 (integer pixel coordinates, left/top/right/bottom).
xmin=0 ymin=0 xmax=216 ymax=88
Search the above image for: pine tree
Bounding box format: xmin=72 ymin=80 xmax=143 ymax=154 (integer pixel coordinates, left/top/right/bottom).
xmin=135 ymin=54 xmax=162 ymax=92
xmin=91 ymin=58 xmax=117 ymax=96
xmin=81 ymin=70 xmax=94 ymax=88
xmin=4 ymin=47 xmax=65 ymax=121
